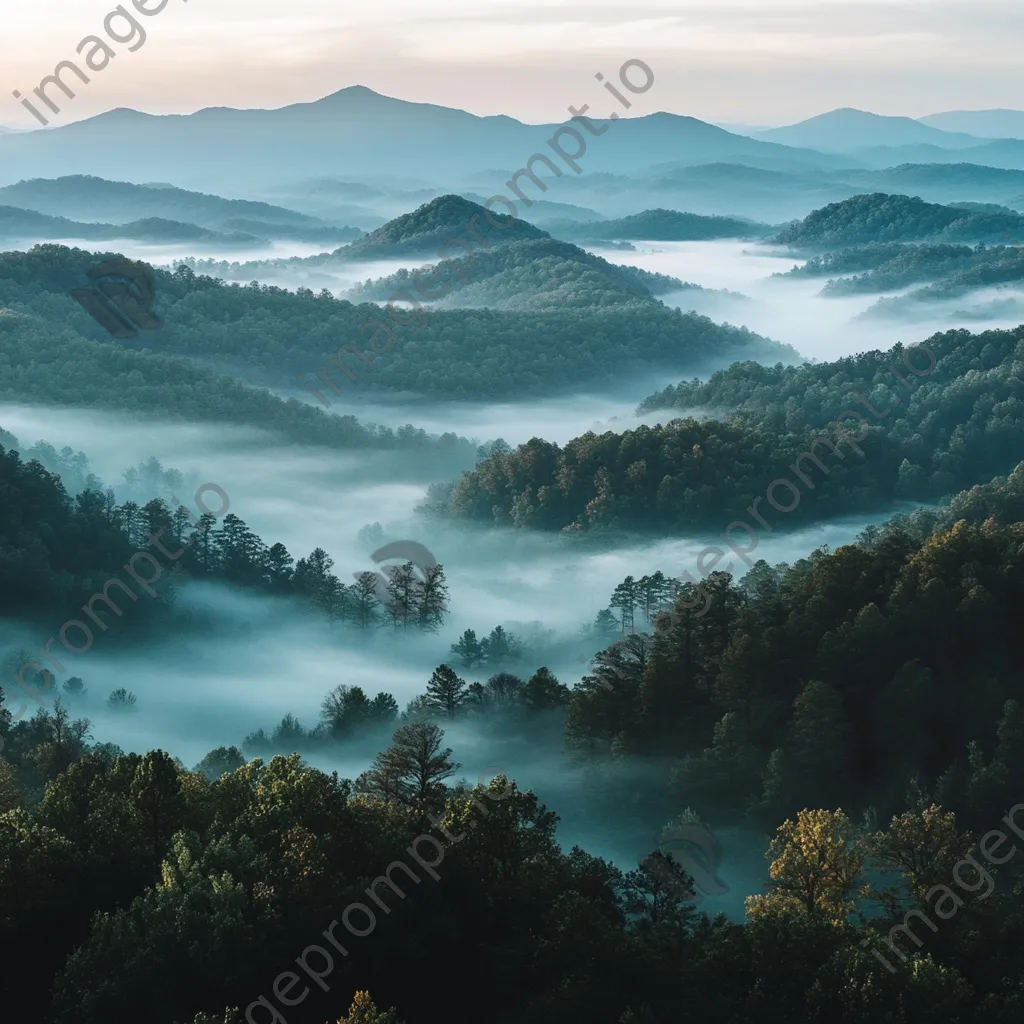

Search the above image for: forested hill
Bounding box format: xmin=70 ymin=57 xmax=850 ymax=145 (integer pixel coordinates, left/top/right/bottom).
xmin=346 ymin=236 xmax=687 ymax=310
xmin=439 ymin=327 xmax=1024 ymax=533
xmin=10 ymin=465 xmax=1024 ymax=1022
xmin=0 ymin=244 xmax=792 ymax=400
xmin=775 ymin=193 xmax=1024 ymax=249
xmin=563 ymin=208 xmax=769 ymax=241
xmin=0 ymin=306 xmax=476 ymax=463
xmin=331 ymin=193 xmax=548 ymax=261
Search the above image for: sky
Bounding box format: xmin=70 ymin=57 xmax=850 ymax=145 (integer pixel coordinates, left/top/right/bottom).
xmin=4 ymin=0 xmax=1024 ymax=129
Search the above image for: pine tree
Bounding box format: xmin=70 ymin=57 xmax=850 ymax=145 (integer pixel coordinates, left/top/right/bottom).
xmin=418 ymin=564 xmax=449 ymax=631
xmin=610 ymin=576 xmax=638 ymax=633
xmin=481 ymin=625 xmax=519 ymax=666
xmin=592 ymin=608 xmax=621 ymax=643
xmin=385 ymin=562 xmax=420 ymax=629
xmin=357 ymin=722 xmax=460 ymax=810
xmin=293 ymin=547 xmax=334 ymax=597
xmin=264 ymin=542 xmax=294 ymax=590
xmin=450 ymin=628 xmax=485 ymax=669
xmin=369 ymin=692 xmax=399 ymax=724
xmin=522 ymin=667 xmax=571 ymax=711
xmin=350 ymin=571 xmax=382 ymax=628
xmin=424 ymin=664 xmax=468 ymax=718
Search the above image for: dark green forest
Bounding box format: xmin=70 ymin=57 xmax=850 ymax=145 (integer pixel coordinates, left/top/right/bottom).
xmin=0 ymin=243 xmax=791 ymax=402
xmin=0 ymin=304 xmax=475 ymax=462
xmin=439 ymin=326 xmax=1024 ymax=533
xmin=8 ymin=463 xmax=1024 ymax=1022
xmin=0 ymin=435 xmax=451 ymax=632
xmin=777 ymin=241 xmax=1024 ymax=317
xmin=345 ymin=237 xmax=686 ymax=310
xmin=330 ymin=194 xmax=547 ymax=261
xmin=8 ymin=165 xmax=1024 ymax=1024
xmin=776 ymin=193 xmax=1024 ymax=249
xmin=559 ymin=208 xmax=769 ymax=242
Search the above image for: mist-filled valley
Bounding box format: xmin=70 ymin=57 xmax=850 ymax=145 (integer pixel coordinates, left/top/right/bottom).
xmin=6 ymin=39 xmax=1024 ymax=1024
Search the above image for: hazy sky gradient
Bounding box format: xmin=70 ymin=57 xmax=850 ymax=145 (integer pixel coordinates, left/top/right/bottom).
xmin=5 ymin=0 xmax=1023 ymax=128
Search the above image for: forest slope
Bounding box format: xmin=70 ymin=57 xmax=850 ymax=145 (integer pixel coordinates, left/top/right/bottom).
xmin=0 ymin=244 xmax=793 ymax=400
xmin=438 ymin=327 xmax=1024 ymax=533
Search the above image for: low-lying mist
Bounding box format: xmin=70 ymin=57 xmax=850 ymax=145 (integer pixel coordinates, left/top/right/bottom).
xmin=0 ymin=396 xmax=924 ymax=917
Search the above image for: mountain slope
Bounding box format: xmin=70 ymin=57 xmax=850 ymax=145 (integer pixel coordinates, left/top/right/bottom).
xmin=920 ymin=109 xmax=1024 ymax=140
xmin=0 ymin=243 xmax=795 ymax=401
xmin=775 ymin=193 xmax=1024 ymax=249
xmin=0 ymin=175 xmax=361 ymax=244
xmin=570 ymin=208 xmax=768 ymax=241
xmin=0 ymin=86 xmax=856 ymax=193
xmin=333 ymin=194 xmax=547 ymax=260
xmin=442 ymin=326 xmax=1024 ymax=534
xmin=345 ymin=236 xmax=685 ymax=310
xmin=0 ymin=175 xmax=321 ymax=227
xmin=0 ymin=306 xmax=474 ymax=465
xmin=0 ymin=206 xmax=261 ymax=246
xmin=756 ymin=108 xmax=985 ymax=152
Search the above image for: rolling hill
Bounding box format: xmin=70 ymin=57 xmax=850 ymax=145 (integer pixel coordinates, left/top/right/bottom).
xmin=562 ymin=208 xmax=769 ymax=241
xmin=343 ymin=236 xmax=686 ymax=311
xmin=0 ymin=175 xmax=361 ymax=243
xmin=0 ymin=242 xmax=795 ymax=401
xmin=332 ymin=194 xmax=548 ymax=261
xmin=0 ymin=206 xmax=262 ymax=247
xmin=775 ymin=193 xmax=1024 ymax=249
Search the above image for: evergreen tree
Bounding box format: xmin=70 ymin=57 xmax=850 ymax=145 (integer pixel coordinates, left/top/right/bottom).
xmin=591 ymin=607 xmax=621 ymax=643
xmin=418 ymin=563 xmax=449 ymax=631
xmin=522 ymin=667 xmax=570 ymax=711
xmin=610 ymin=576 xmax=639 ymax=632
xmin=264 ymin=542 xmax=294 ymax=590
xmin=349 ymin=571 xmax=383 ymax=629
xmin=385 ymin=562 xmax=420 ymax=629
xmin=450 ymin=628 xmax=485 ymax=669
xmin=424 ymin=664 xmax=468 ymax=718
xmin=368 ymin=692 xmax=399 ymax=724
xmin=357 ymin=722 xmax=460 ymax=810
xmin=481 ymin=625 xmax=519 ymax=666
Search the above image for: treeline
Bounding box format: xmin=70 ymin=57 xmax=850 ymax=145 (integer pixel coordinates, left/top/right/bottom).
xmin=0 ymin=305 xmax=476 ymax=461
xmin=439 ymin=327 xmax=1024 ymax=533
xmin=863 ymin=253 xmax=1024 ymax=318
xmin=821 ymin=243 xmax=1016 ymax=296
xmin=775 ymin=192 xmax=1024 ymax=250
xmin=0 ymin=441 xmax=447 ymax=638
xmin=560 ymin=207 xmax=768 ymax=242
xmin=11 ymin=490 xmax=1024 ymax=1020
xmin=240 ymin=659 xmax=571 ymax=758
xmin=0 ymin=243 xmax=793 ymax=403
xmin=563 ymin=465 xmax=1024 ymax=837
xmin=344 ymin=237 xmax=684 ymax=311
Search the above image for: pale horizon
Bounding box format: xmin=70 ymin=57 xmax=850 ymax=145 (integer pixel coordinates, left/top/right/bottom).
xmin=5 ymin=0 xmax=1024 ymax=131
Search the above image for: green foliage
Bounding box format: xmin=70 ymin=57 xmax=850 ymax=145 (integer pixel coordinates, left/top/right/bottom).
xmin=775 ymin=192 xmax=1024 ymax=249
xmin=346 ymin=236 xmax=683 ymax=311
xmin=575 ymin=207 xmax=767 ymax=242
xmin=0 ymin=243 xmax=792 ymax=406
